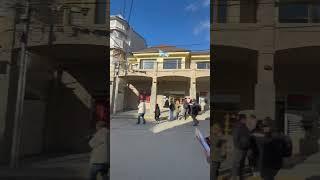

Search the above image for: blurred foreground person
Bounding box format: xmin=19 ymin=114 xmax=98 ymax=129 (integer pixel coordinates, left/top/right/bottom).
xmin=89 ymin=121 xmax=108 ymax=180
xmin=209 ymin=124 xmax=227 ymax=180
xmin=252 ymin=118 xmax=292 ymax=180
xmin=232 ymin=114 xmax=257 ymax=180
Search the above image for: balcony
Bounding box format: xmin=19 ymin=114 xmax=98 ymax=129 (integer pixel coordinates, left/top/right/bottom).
xmin=121 ymin=62 xmax=210 ymax=78
xmin=110 ymin=36 xmax=124 ymax=49
xmin=110 ymin=20 xmax=128 ymax=34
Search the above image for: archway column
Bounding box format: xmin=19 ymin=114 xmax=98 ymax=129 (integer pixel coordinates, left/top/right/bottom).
xmin=190 ymin=70 xmax=197 ymax=100
xmin=255 ymin=50 xmax=276 ymax=120
xmin=150 ymin=76 xmax=157 ymax=114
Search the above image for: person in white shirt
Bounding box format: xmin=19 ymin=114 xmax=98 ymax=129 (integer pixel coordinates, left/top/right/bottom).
xmin=137 ymin=100 xmax=146 ymax=124
xmin=89 ymin=121 xmax=108 ymax=180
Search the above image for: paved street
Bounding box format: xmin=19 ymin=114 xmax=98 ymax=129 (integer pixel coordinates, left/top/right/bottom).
xmin=110 ymin=110 xmax=210 ymax=180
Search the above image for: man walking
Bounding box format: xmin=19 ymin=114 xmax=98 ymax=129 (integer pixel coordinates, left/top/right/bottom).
xmin=137 ymin=100 xmax=146 ymax=124
xmin=89 ymin=121 xmax=108 ymax=180
xmin=182 ymin=98 xmax=189 ymax=120
xmin=191 ymin=99 xmax=201 ymax=126
xmin=231 ymin=114 xmax=257 ymax=180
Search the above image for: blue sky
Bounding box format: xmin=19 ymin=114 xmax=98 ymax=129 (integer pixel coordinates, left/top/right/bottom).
xmin=111 ymin=0 xmax=210 ymax=51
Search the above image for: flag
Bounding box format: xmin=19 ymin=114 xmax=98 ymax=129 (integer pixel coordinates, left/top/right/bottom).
xmin=158 ymin=49 xmax=169 ymax=57
xmin=195 ymin=128 xmax=210 ymax=158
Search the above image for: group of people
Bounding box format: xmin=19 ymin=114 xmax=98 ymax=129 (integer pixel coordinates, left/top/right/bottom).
xmin=209 ymin=113 xmax=292 ymax=180
xmin=160 ymin=97 xmax=202 ymax=126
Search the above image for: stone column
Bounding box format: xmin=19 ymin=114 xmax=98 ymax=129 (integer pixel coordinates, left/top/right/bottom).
xmin=227 ymin=0 xmax=240 ymax=23
xmin=255 ymin=50 xmax=275 ymax=120
xmin=190 ymin=76 xmax=197 ymax=100
xmin=150 ymin=76 xmax=157 ymax=114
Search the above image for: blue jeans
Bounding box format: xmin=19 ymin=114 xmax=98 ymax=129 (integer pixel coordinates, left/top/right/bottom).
xmin=90 ymin=163 xmax=108 ymax=180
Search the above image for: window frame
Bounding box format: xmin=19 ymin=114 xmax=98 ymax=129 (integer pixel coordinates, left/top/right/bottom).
xmin=196 ymin=61 xmax=210 ymax=69
xmin=163 ymin=59 xmax=182 ymax=69
xmin=140 ymin=59 xmax=156 ymax=70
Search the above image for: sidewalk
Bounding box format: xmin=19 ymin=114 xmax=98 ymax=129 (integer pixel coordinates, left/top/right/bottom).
xmin=0 ymin=153 xmax=90 ymax=180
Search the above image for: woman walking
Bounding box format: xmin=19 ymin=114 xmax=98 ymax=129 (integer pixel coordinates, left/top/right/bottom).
xmin=155 ymin=104 xmax=161 ymax=123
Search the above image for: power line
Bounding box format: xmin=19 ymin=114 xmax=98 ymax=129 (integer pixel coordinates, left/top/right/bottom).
xmin=122 ymin=0 xmax=126 ymax=18
xmin=128 ymin=0 xmax=134 ymax=23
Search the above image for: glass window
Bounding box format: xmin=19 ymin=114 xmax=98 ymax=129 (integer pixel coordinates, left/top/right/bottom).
xmin=163 ymin=59 xmax=182 ymax=69
xmin=217 ymin=0 xmax=227 ymax=23
xmin=140 ymin=59 xmax=156 ymax=69
xmin=95 ymin=0 xmax=106 ymax=24
xmin=197 ymin=62 xmax=210 ymax=69
xmin=279 ymin=2 xmax=309 ymax=23
xmin=312 ymin=4 xmax=320 ymax=23
xmin=240 ymin=0 xmax=257 ymax=23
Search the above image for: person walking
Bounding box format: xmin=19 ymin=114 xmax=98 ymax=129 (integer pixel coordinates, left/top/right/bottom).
xmin=154 ymin=104 xmax=161 ymax=123
xmin=137 ymin=100 xmax=146 ymax=124
xmin=174 ymin=100 xmax=180 ymax=120
xmin=231 ymin=114 xmax=257 ymax=180
xmin=252 ymin=118 xmax=286 ymax=180
xmin=168 ymin=100 xmax=175 ymax=121
xmin=89 ymin=121 xmax=108 ymax=180
xmin=182 ymin=98 xmax=189 ymax=120
xmin=209 ymin=123 xmax=227 ymax=180
xmin=191 ymin=99 xmax=201 ymax=126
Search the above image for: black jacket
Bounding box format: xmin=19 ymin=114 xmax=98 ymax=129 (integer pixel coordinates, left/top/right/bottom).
xmin=191 ymin=103 xmax=201 ymax=116
xmin=232 ymin=122 xmax=251 ymax=150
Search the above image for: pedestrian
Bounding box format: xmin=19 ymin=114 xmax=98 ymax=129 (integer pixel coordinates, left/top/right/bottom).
xmin=208 ymin=123 xmax=227 ymax=180
xmin=168 ymin=100 xmax=175 ymax=121
xmin=231 ymin=113 xmax=257 ymax=180
xmin=89 ymin=121 xmax=108 ymax=180
xmin=154 ymin=104 xmax=161 ymax=123
xmin=164 ymin=97 xmax=169 ymax=108
xmin=252 ymin=118 xmax=286 ymax=180
xmin=137 ymin=100 xmax=146 ymax=124
xmin=182 ymin=98 xmax=189 ymax=120
xmin=191 ymin=99 xmax=201 ymax=126
xmin=174 ymin=100 xmax=180 ymax=120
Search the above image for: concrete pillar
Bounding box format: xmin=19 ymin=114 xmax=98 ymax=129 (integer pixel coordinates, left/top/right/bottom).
xmin=190 ymin=77 xmax=197 ymax=100
xmin=256 ymin=0 xmax=276 ymax=25
xmin=112 ymin=76 xmax=120 ymax=114
xmin=255 ymin=50 xmax=275 ymax=120
xmin=227 ymin=0 xmax=240 ymax=23
xmin=150 ymin=76 xmax=157 ymax=114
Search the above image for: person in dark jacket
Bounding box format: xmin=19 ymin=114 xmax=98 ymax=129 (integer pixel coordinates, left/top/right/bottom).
xmin=231 ymin=114 xmax=256 ymax=180
xmin=182 ymin=98 xmax=189 ymax=120
xmin=252 ymin=118 xmax=284 ymax=180
xmin=191 ymin=99 xmax=201 ymax=126
xmin=154 ymin=104 xmax=161 ymax=123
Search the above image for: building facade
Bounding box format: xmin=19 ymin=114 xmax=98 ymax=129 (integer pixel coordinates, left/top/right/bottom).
xmin=212 ymin=0 xmax=320 ymax=142
xmin=115 ymin=45 xmax=210 ymax=113
xmin=110 ymin=15 xmax=146 ymax=113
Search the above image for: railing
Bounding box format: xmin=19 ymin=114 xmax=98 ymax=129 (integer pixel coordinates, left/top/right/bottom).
xmin=127 ymin=62 xmax=210 ymax=72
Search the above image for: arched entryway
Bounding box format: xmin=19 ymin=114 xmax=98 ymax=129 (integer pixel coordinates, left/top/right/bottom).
xmin=212 ymin=45 xmax=258 ymax=122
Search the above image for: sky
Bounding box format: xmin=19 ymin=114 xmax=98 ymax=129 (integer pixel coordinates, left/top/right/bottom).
xmin=111 ymin=0 xmax=210 ymax=52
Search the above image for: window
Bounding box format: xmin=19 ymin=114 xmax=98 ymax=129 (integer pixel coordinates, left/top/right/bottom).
xmin=140 ymin=59 xmax=156 ymax=69
xmin=95 ymin=0 xmax=106 ymax=24
xmin=217 ymin=0 xmax=227 ymax=23
xmin=279 ymin=2 xmax=309 ymax=23
xmin=240 ymin=0 xmax=257 ymax=23
xmin=163 ymin=59 xmax=182 ymax=69
xmin=312 ymin=4 xmax=320 ymax=23
xmin=197 ymin=62 xmax=210 ymax=69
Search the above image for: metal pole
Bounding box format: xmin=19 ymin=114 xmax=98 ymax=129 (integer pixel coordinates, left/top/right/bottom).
xmin=10 ymin=0 xmax=31 ymax=168
xmin=113 ymin=55 xmax=120 ymax=114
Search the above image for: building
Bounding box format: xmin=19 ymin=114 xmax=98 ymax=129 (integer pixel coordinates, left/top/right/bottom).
xmin=114 ymin=45 xmax=210 ymax=113
xmin=0 ymin=0 xmax=109 ymax=166
xmin=110 ymin=15 xmax=147 ymax=113
xmin=212 ymin=0 xmax=320 ymax=153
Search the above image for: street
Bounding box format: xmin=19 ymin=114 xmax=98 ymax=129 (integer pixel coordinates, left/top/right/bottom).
xmin=110 ymin=111 xmax=210 ymax=180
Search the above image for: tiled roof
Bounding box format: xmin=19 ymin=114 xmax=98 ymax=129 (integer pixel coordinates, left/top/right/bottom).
xmin=133 ymin=45 xmax=189 ymax=54
xmin=191 ymin=51 xmax=210 ymax=55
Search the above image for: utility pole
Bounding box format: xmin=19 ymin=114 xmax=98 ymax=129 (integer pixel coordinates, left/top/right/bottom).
xmin=10 ymin=0 xmax=31 ymax=168
xmin=112 ymin=49 xmax=121 ymax=114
